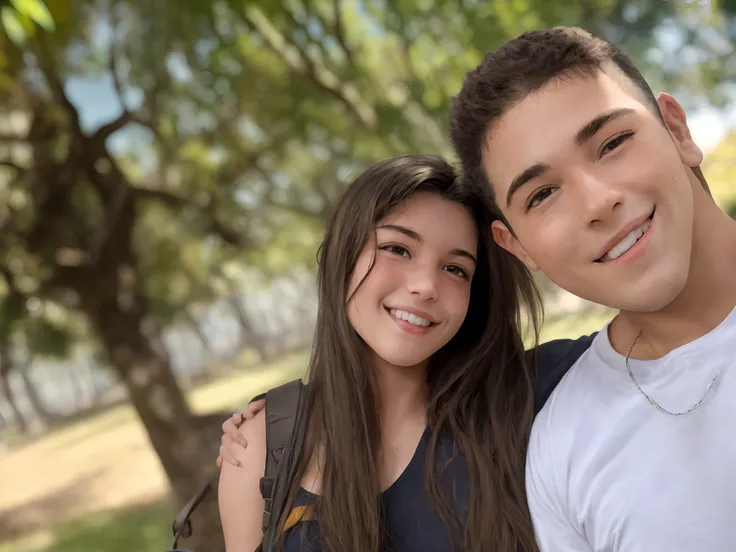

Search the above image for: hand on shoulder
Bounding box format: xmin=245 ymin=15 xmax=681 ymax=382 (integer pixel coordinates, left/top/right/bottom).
xmin=218 ymin=409 xmax=268 ymax=552
xmin=216 ymin=398 xmax=267 ymax=468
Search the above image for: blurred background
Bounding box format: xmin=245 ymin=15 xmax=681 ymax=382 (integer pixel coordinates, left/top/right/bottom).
xmin=0 ymin=0 xmax=734 ymax=550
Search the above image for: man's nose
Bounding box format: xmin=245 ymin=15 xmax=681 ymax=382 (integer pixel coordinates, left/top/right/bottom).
xmin=573 ymin=170 xmax=625 ymax=226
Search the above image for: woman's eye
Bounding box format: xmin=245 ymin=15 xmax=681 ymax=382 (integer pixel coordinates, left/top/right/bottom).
xmin=600 ymin=132 xmax=633 ymax=157
xmin=527 ymin=188 xmax=554 ymax=211
xmin=379 ymin=244 xmax=410 ymax=257
xmin=444 ymin=265 xmax=469 ymax=279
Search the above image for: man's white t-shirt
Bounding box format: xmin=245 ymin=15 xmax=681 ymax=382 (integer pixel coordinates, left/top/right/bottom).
xmin=526 ymin=306 xmax=736 ymax=551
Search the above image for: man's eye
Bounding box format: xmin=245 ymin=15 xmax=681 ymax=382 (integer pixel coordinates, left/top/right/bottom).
xmin=600 ymin=132 xmax=634 ymax=157
xmin=526 ymin=188 xmax=554 ymax=211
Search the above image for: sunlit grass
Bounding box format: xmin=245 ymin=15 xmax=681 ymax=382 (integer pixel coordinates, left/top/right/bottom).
xmin=1 ymin=501 xmax=174 ymax=552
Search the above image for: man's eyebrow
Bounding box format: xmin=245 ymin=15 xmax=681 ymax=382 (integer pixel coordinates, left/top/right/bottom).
xmin=505 ymin=163 xmax=551 ymax=208
xmin=575 ymin=107 xmax=635 ymax=146
xmin=504 ymin=107 xmax=636 ymax=208
xmin=377 ymin=224 xmax=477 ymax=264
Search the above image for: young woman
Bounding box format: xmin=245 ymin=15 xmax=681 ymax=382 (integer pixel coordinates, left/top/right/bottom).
xmin=218 ymin=155 xmax=543 ymax=552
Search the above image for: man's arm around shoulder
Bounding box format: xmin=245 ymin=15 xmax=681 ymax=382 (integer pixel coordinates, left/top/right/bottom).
xmin=532 ymin=333 xmax=596 ymax=415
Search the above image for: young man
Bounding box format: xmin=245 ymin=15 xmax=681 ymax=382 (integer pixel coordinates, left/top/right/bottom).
xmin=450 ymin=26 xmax=736 ymax=551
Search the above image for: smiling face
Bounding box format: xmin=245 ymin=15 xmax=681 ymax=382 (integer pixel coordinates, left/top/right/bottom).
xmin=346 ymin=191 xmax=478 ymax=368
xmin=484 ymin=64 xmax=704 ymax=312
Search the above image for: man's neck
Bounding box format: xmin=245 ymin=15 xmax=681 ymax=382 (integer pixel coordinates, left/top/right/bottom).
xmin=610 ymin=198 xmax=736 ymax=360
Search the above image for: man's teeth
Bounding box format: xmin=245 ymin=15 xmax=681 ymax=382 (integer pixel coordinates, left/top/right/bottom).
xmin=602 ymin=219 xmax=651 ymax=261
xmin=389 ymin=309 xmax=432 ymax=327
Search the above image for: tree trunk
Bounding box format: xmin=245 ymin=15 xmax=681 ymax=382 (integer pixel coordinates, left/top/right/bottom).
xmin=17 ymin=364 xmax=51 ymax=427
xmin=80 ymin=284 xmax=225 ymax=552
xmin=0 ymin=340 xmax=28 ymax=434
xmin=0 ymin=372 xmax=27 ymax=433
xmin=228 ymin=295 xmax=268 ymax=361
xmin=68 ymin=363 xmax=93 ymax=410
xmin=184 ymin=309 xmax=212 ymax=353
xmin=84 ymin=359 xmax=108 ymax=406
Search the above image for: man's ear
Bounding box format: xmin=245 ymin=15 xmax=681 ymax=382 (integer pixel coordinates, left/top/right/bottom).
xmin=491 ymin=220 xmax=539 ymax=271
xmin=656 ymin=93 xmax=703 ymax=168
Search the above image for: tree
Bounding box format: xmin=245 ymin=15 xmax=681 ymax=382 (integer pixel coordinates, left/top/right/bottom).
xmin=702 ymin=131 xmax=736 ymax=209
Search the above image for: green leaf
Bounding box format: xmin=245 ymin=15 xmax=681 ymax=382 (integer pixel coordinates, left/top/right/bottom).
xmin=23 ymin=316 xmax=74 ymax=359
xmin=10 ymin=0 xmax=54 ymax=31
xmin=1 ymin=6 xmax=26 ymax=44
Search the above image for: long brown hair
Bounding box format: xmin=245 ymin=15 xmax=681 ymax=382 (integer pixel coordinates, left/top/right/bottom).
xmin=279 ymin=155 xmax=543 ymax=552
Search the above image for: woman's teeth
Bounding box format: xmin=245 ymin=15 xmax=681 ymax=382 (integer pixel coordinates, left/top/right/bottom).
xmin=389 ymin=309 xmax=432 ymax=327
xmin=601 ymin=219 xmax=651 ymax=262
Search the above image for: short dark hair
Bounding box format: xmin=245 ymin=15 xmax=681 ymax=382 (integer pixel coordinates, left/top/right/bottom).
xmin=450 ymin=26 xmax=664 ymax=199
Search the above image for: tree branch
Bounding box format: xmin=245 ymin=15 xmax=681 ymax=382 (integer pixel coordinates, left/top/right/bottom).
xmin=91 ymin=8 xmax=139 ymax=143
xmin=256 ymin=165 xmax=327 ymax=222
xmin=207 ymin=217 xmax=246 ymax=247
xmin=331 ymin=0 xmax=354 ymax=65
xmin=108 ymin=4 xmax=127 ymax=111
xmin=132 ymin=187 xmax=194 ymax=208
xmin=0 ymin=264 xmax=18 ymax=293
xmin=0 ymin=160 xmax=24 ymax=172
xmin=241 ymin=6 xmax=377 ymax=131
xmin=133 ymin=187 xmax=248 ymax=247
xmin=35 ymin=40 xmax=82 ymax=137
xmin=263 ymin=193 xmax=327 ymax=222
xmin=92 ymin=110 xmax=136 ymax=142
xmin=0 ymin=133 xmax=25 ymax=145
xmin=48 ymin=264 xmax=88 ymax=290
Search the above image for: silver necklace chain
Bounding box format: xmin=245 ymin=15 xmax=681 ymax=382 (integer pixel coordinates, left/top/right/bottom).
xmin=625 ymin=330 xmax=719 ymax=416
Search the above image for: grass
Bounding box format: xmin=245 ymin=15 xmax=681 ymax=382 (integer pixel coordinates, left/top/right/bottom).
xmin=0 ymin=311 xmax=617 ymax=552
xmin=1 ymin=502 xmax=174 ymax=552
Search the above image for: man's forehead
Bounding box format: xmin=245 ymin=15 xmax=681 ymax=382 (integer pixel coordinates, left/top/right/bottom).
xmin=481 ymin=66 xmax=649 ymax=186
xmin=487 ymin=65 xmax=643 ymax=138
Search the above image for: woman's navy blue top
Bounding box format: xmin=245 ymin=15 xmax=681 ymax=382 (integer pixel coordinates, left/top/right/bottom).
xmin=282 ymin=426 xmax=468 ymax=551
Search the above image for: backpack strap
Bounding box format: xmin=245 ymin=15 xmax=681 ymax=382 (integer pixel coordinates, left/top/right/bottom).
xmin=259 ymin=379 xmax=308 ymax=552
xmin=170 ymin=478 xmax=215 ymax=550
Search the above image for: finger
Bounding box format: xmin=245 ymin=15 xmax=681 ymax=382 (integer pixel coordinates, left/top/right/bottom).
xmin=216 ymin=455 xmax=223 ymax=468
xmin=245 ymin=399 xmax=266 ymax=419
xmin=224 ymin=430 xmax=248 ymax=449
xmin=222 ymin=417 xmax=234 ymax=434
xmin=220 ymin=444 xmax=241 ymax=467
xmin=222 ymin=419 xmax=248 ymax=448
